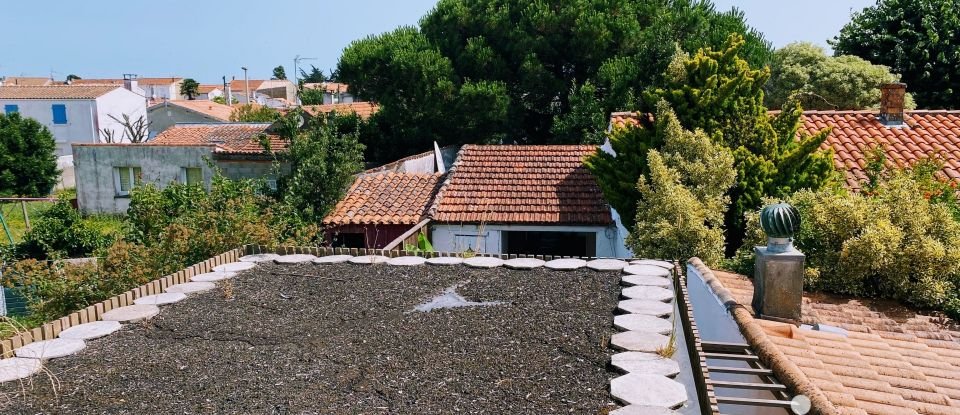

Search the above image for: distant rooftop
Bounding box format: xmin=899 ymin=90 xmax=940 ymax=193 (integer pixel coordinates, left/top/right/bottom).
xmin=323 ymin=172 xmax=441 ymax=226
xmin=149 ymin=99 xmax=234 ymax=122
xmin=302 ymin=102 xmax=378 ymax=119
xmin=0 ymin=85 xmax=121 ymax=100
xmin=149 ymin=123 xmax=285 ymax=154
xmin=0 ymin=76 xmax=54 ymax=86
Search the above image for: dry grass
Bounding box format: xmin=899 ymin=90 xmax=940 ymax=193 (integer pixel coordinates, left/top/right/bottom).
xmin=221 ymin=280 xmax=234 ymax=300
xmin=0 ymin=317 xmax=60 ymax=403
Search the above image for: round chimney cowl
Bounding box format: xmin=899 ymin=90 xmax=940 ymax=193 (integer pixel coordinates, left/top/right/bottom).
xmin=760 ymin=202 xmax=801 ymax=253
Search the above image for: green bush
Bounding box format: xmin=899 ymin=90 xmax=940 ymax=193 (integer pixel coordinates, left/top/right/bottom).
xmin=18 ymin=198 xmax=113 ymax=259
xmin=0 ymin=112 xmax=60 ymax=197
xmin=734 ymin=156 xmax=960 ymax=309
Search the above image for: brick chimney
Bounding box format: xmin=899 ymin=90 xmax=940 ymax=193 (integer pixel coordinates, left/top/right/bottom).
xmin=879 ymin=83 xmax=906 ymax=126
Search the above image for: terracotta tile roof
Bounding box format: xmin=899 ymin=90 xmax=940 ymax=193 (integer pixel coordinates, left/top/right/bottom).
xmin=136 ymin=77 xmax=182 ymax=86
xmin=1 ymin=77 xmax=54 ymax=86
xmin=72 ymin=77 xmax=181 ymax=86
xmin=608 ymin=111 xmax=645 ymax=130
xmin=302 ymin=102 xmax=378 ymax=119
xmin=303 ymin=82 xmax=349 ymax=94
xmin=323 ymin=172 xmax=441 ymax=226
xmin=692 ymin=260 xmax=960 ymax=415
xmin=431 ymin=145 xmax=612 ymax=225
xmin=0 ymin=85 xmax=121 ymax=99
xmin=150 ymin=100 xmax=234 ymax=121
xmin=149 ymin=123 xmax=285 ymax=154
xmin=197 ymin=85 xmax=222 ymax=93
xmin=69 ymin=79 xmax=124 ymax=86
xmin=229 ymin=79 xmax=265 ymax=92
xmin=800 ymin=110 xmax=960 ymax=190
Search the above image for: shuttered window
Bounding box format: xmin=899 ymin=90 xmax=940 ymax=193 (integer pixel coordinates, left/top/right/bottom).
xmin=3 ymin=105 xmax=17 ymax=114
xmin=51 ymin=104 xmax=67 ymax=124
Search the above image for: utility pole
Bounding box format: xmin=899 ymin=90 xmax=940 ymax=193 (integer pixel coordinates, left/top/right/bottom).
xmin=241 ymin=66 xmax=250 ymax=105
xmin=293 ymin=55 xmax=317 ymax=104
xmin=222 ymin=76 xmax=230 ymax=104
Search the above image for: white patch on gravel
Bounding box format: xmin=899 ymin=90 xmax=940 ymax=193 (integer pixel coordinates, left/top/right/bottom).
xmin=544 ymin=258 xmax=587 ymax=270
xmin=503 ymin=258 xmax=545 ymax=269
xmin=348 ymin=255 xmax=390 ymax=264
xmin=586 ymin=259 xmax=628 ymax=271
xmin=413 ymin=284 xmax=503 ymax=312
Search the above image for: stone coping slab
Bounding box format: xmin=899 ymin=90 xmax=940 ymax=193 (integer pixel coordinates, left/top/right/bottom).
xmin=621 ymin=286 xmax=674 ymax=302
xmin=134 ymin=293 xmax=187 ymax=306
xmin=623 ymin=264 xmax=671 ymax=277
xmin=610 ymin=331 xmax=671 ymax=353
xmin=610 ymin=373 xmax=686 ymax=408
xmin=629 ymin=260 xmax=674 ymax=269
xmin=15 ymin=338 xmax=86 ymax=360
xmin=387 ymin=256 xmax=427 ymax=266
xmin=58 ymin=321 xmax=122 ymax=341
xmin=621 ymin=275 xmax=672 ymax=287
xmin=213 ymin=262 xmax=257 ymax=273
xmin=165 ymin=282 xmax=216 ymax=294
xmin=425 ymin=256 xmax=463 ymax=266
xmin=0 ymin=357 xmax=43 ymax=383
xmin=313 ymin=255 xmax=353 ymax=264
xmin=191 ymin=271 xmax=237 ymax=282
xmin=613 ymin=314 xmax=672 ymax=334
xmin=544 ymin=258 xmax=587 ymax=270
xmin=610 ymin=352 xmax=680 ymax=377
xmin=274 ymin=254 xmax=317 ymax=264
xmin=586 ymin=259 xmax=628 ymax=271
xmin=239 ymin=253 xmax=280 ymax=263
xmin=502 ymin=258 xmax=545 ymax=269
xmin=616 ymin=300 xmax=673 ymax=317
xmin=611 ymin=405 xmax=680 ymax=415
xmin=101 ymin=304 xmax=160 ymax=323
xmin=463 ymin=256 xmax=504 ymax=268
xmin=348 ymin=255 xmax=390 ymax=265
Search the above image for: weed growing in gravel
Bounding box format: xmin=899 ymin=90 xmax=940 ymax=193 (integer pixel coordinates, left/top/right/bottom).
xmin=656 ymin=269 xmax=679 ymax=358
xmin=222 ymin=281 xmax=235 ymax=300
xmin=0 ymin=317 xmax=61 ymax=403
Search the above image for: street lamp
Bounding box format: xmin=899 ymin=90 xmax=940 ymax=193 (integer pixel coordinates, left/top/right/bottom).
xmin=293 ymin=55 xmax=317 ymax=104
xmin=241 ymin=66 xmax=250 ymax=105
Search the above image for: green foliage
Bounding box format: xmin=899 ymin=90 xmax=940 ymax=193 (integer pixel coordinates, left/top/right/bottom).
xmin=299 ymin=86 xmax=325 ymax=105
xmin=338 ymin=0 xmax=771 ymax=163
xmin=17 ymin=198 xmax=114 ymax=259
xmin=276 ymin=110 xmax=365 ymax=224
xmin=180 ymin=78 xmax=200 ymax=100
xmin=832 ymin=0 xmax=960 ymax=109
xmin=648 ymin=35 xmax=836 ymax=253
xmin=272 ymin=65 xmax=287 ymax=80
xmin=212 ymin=95 xmax=238 ymax=105
xmin=627 ymin=102 xmax=735 ymax=265
xmin=0 ymin=112 xmax=59 ymax=197
xmin=229 ymin=104 xmax=280 ymax=122
xmin=299 ymin=65 xmax=327 ymax=83
xmin=734 ymin=155 xmax=960 ymax=310
xmin=766 ymin=42 xmax=916 ymax=110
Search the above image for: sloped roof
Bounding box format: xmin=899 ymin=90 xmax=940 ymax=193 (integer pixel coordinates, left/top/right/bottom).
xmin=229 ymin=79 xmax=265 ymax=92
xmin=72 ymin=77 xmax=181 ymax=86
xmin=150 ymin=100 xmax=233 ymax=121
xmin=149 ymin=123 xmax=285 ymax=154
xmin=197 ymin=85 xmax=222 ymax=93
xmin=1 ymin=77 xmax=53 ymax=86
xmin=0 ymin=85 xmax=121 ymax=99
xmin=323 ymin=172 xmax=441 ymax=226
xmin=693 ymin=261 xmax=960 ymax=415
xmin=302 ymin=102 xmax=378 ymax=119
xmin=431 ymin=145 xmax=612 ymax=225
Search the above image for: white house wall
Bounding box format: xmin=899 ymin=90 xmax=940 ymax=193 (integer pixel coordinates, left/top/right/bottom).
xmin=429 ymin=222 xmax=630 ymax=258
xmin=95 ymin=88 xmax=149 ymax=144
xmin=0 ymin=98 xmax=97 ymax=156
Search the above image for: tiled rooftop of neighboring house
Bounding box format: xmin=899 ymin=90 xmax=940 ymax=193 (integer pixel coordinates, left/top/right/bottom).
xmin=229 ymin=79 xmax=265 ymax=92
xmin=431 ymin=145 xmax=613 ymax=225
xmin=323 ymin=172 xmax=442 ymax=226
xmin=197 ymin=85 xmax=222 ymax=93
xmin=692 ymin=261 xmax=960 ymax=415
xmin=149 ymin=100 xmax=234 ymax=122
xmin=149 ymin=123 xmax=285 ymax=154
xmin=303 ymin=81 xmax=349 ymax=94
xmin=72 ymin=77 xmax=182 ymax=86
xmin=0 ymin=76 xmax=54 ymax=86
xmin=302 ymin=102 xmax=378 ymax=119
xmin=0 ymin=85 xmax=121 ymax=99
xmin=608 ymin=110 xmax=960 ymax=191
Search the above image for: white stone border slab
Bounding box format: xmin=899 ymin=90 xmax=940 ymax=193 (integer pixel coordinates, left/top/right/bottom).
xmin=622 ymin=274 xmax=672 ymax=287
xmin=586 ymin=259 xmax=628 ymax=271
xmin=134 ymin=293 xmax=187 ymax=306
xmin=425 ymin=256 xmax=463 ymax=266
xmin=613 ymin=314 xmax=673 ymax=334
xmin=387 ymin=256 xmax=427 ymax=266
xmin=191 ymin=271 xmax=236 ymax=282
xmin=102 ymin=304 xmax=160 ymax=323
xmin=165 ymin=282 xmax=216 ymax=294
xmin=629 ymin=259 xmax=674 ymax=269
xmin=313 ymin=255 xmax=353 ymax=264
xmin=239 ymin=253 xmax=280 ymax=263
xmin=623 ymin=264 xmax=671 ymax=277
xmin=544 ymin=258 xmax=587 ymax=270
xmin=611 ymin=331 xmax=671 ymax=352
xmin=15 ymin=338 xmax=86 ymax=360
xmin=621 ymin=286 xmax=674 ymax=302
xmin=349 ymin=255 xmax=390 ymax=265
xmin=503 ymin=258 xmax=545 ymax=269
xmin=610 ymin=373 xmax=686 ymax=408
xmin=58 ymin=321 xmax=122 ymax=340
xmin=617 ymin=300 xmax=673 ymax=317
xmin=274 ymin=254 xmax=317 ymax=264
xmin=611 ymin=352 xmax=681 ymax=377
xmin=463 ymin=256 xmax=503 ymax=268
xmin=0 ymin=357 xmax=43 ymax=383
xmin=213 ymin=262 xmax=256 ymax=273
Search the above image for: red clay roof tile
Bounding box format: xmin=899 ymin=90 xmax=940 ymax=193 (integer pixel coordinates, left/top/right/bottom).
xmin=149 ymin=123 xmax=285 ymax=154
xmin=323 ymin=172 xmax=441 ymax=226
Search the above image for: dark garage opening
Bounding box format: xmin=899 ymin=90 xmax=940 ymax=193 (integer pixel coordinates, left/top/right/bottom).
xmin=503 ymin=231 xmax=596 ymax=257
xmin=332 ymin=232 xmax=366 ymax=249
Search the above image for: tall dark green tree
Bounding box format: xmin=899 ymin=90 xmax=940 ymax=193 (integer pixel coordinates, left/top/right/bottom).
xmin=338 ymin=0 xmax=771 ymax=163
xmin=0 ymin=113 xmax=59 ymax=197
xmin=299 ymin=65 xmax=327 ymax=84
xmin=272 ymin=66 xmax=287 ymax=80
xmin=180 ymin=78 xmax=200 ymax=100
xmin=832 ymin=0 xmax=960 ymax=109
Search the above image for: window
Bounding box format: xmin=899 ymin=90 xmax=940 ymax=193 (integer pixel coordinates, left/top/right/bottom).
xmin=3 ymin=105 xmax=17 ymax=114
xmin=114 ymin=167 xmax=142 ymax=196
xmin=51 ymin=104 xmax=67 ymax=124
xmin=182 ymin=167 xmax=203 ymax=186
xmin=503 ymin=231 xmax=597 ymax=257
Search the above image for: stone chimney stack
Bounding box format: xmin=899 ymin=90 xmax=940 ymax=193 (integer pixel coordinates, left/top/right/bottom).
xmin=753 ymin=202 xmax=804 ymax=321
xmin=123 ymin=73 xmax=139 ymax=93
xmin=879 ymin=83 xmax=907 ymax=126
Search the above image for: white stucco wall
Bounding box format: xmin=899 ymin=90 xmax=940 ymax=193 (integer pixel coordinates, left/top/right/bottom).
xmin=1 ymin=98 xmax=98 ymax=156
xmin=95 ymin=88 xmax=149 ymax=144
xmin=429 ymin=222 xmax=631 ymax=258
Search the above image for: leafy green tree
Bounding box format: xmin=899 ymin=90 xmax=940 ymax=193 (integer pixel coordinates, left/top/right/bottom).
xmin=229 ymin=104 xmax=280 ymax=122
xmin=0 ymin=113 xmax=59 ymax=197
xmin=17 ymin=198 xmax=113 ymax=259
xmin=299 ymin=65 xmax=327 ymax=83
xmin=180 ymin=78 xmax=200 ymax=100
xmin=272 ymin=65 xmax=287 ymax=80
xmin=766 ymin=42 xmax=915 ymax=110
xmin=276 ymin=110 xmax=365 ymax=224
xmin=338 ymin=0 xmax=771 ymax=162
xmin=299 ymin=86 xmax=326 ymax=105
xmin=212 ymin=95 xmax=237 ymax=105
xmin=628 ymin=102 xmax=735 ymax=265
xmin=832 ymin=0 xmax=960 ymax=109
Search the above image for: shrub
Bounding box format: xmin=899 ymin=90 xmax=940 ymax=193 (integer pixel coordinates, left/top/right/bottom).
xmin=0 ymin=112 xmax=60 ymax=197
xmin=18 ymin=198 xmax=113 ymax=259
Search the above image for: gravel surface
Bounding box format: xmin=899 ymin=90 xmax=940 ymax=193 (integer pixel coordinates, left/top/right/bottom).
xmin=0 ymin=262 xmax=620 ymax=414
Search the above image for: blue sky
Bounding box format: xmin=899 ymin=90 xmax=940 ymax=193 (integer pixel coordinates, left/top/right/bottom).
xmin=1 ymin=0 xmax=875 ymax=83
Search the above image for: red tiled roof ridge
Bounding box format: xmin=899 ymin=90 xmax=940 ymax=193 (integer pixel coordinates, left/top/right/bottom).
xmin=323 ymin=172 xmax=443 ymax=226
xmin=149 ymin=123 xmax=284 ymax=155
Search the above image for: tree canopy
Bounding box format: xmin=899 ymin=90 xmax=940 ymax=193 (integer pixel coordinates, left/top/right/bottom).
xmin=766 ymin=42 xmax=916 ymax=110
xmin=0 ymin=113 xmax=59 ymax=197
xmin=180 ymin=78 xmax=200 ymax=100
xmin=832 ymin=0 xmax=960 ymax=109
xmin=229 ymin=104 xmax=280 ymax=122
xmin=299 ymin=65 xmax=327 ymax=84
xmin=337 ymin=0 xmax=770 ymax=163
xmin=272 ymin=66 xmax=287 ymax=80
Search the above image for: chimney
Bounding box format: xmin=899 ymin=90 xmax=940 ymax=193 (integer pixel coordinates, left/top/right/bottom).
xmin=752 ymin=202 xmax=804 ymax=321
xmin=879 ymin=83 xmax=906 ymax=126
xmin=123 ymin=73 xmax=139 ymax=92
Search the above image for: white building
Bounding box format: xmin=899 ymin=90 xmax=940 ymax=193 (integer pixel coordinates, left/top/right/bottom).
xmin=229 ymin=79 xmax=296 ymax=107
xmin=0 ymin=85 xmax=148 ymax=156
xmin=303 ymin=81 xmax=354 ymax=105
xmin=147 ymin=100 xmax=233 ymax=138
xmin=73 ymin=77 xmax=184 ymax=101
xmin=197 ymin=85 xmax=224 ymax=101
